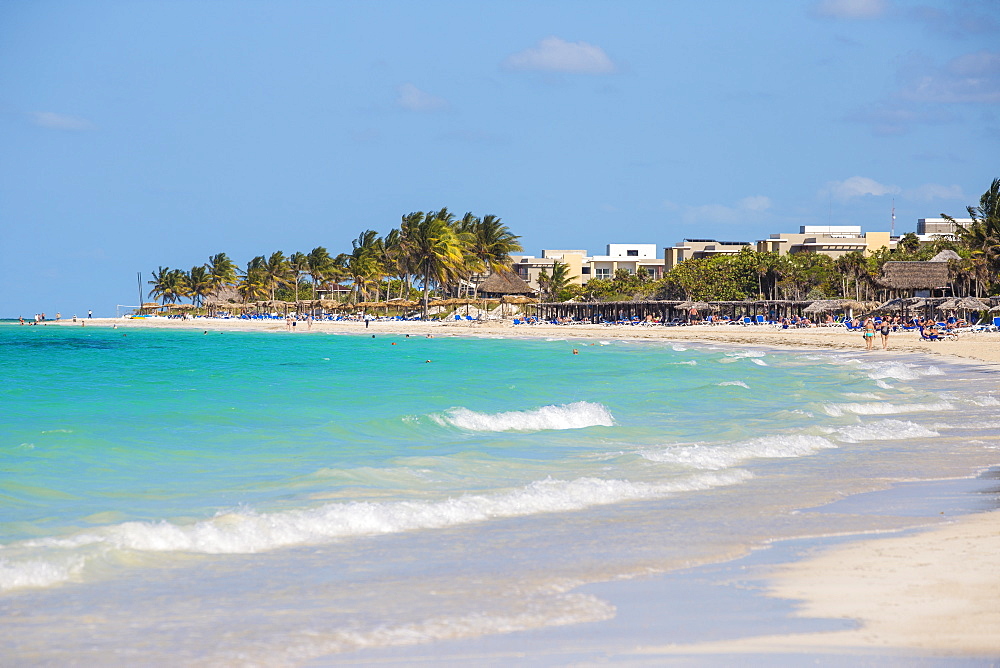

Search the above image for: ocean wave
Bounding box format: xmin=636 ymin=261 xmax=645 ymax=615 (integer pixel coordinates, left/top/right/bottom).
xmin=856 ymin=361 xmax=944 ymax=381
xmin=718 ymin=381 xmax=749 ymax=388
xmin=725 ymin=350 xmax=766 ymax=358
xmin=822 ymin=401 xmax=954 ymax=417
xmin=430 ymin=402 xmax=614 ymax=432
xmin=0 ymin=555 xmax=85 ymax=590
xmin=640 ymin=435 xmax=836 ymax=470
xmin=666 ymin=360 xmax=697 ymax=366
xmin=751 ymin=358 xmax=768 ymax=366
xmin=833 ymin=419 xmax=940 ymax=443
xmin=969 ymin=395 xmax=1000 ymax=407
xmin=0 ymin=471 xmax=750 ymax=590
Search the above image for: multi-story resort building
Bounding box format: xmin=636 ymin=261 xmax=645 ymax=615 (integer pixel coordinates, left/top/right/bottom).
xmin=915 ymin=218 xmax=971 ymax=242
xmin=511 ymin=244 xmax=666 ymax=291
xmin=663 ymin=226 xmax=894 ymax=270
xmin=755 ymin=225 xmax=892 ymax=258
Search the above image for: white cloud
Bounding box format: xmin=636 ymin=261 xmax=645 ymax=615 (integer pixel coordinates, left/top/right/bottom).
xmin=904 ymin=184 xmax=965 ymax=201
xmin=899 ymin=50 xmax=1000 ymax=104
xmin=811 ymin=0 xmax=889 ymax=19
xmin=396 ymin=83 xmax=448 ymax=112
xmin=29 ymin=111 xmax=94 ymax=131
xmin=821 ymin=176 xmax=900 ymax=201
xmin=503 ymin=37 xmax=616 ymax=74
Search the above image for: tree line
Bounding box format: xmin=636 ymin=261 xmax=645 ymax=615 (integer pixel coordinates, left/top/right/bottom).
xmin=148 ymin=209 xmax=523 ymax=318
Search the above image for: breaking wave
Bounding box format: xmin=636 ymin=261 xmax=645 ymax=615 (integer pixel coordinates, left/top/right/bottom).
xmin=0 ymin=470 xmax=749 ymax=591
xmin=431 ymin=402 xmax=614 ymax=432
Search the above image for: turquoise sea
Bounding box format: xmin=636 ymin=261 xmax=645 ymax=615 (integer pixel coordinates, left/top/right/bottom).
xmin=1 ymin=324 xmax=998 ymax=663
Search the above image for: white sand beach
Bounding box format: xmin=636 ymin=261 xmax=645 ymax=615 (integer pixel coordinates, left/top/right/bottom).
xmin=43 ymin=316 xmax=1000 ymax=661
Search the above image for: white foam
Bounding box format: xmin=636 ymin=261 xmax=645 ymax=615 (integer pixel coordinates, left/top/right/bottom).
xmin=822 ymin=401 xmax=954 ymax=417
xmin=0 ymin=556 xmax=85 ymax=590
xmin=834 ymin=419 xmax=940 ymax=443
xmin=751 ymin=358 xmax=768 ymax=366
xmin=671 ymin=344 xmax=688 ymax=351
xmin=725 ymin=350 xmax=766 ymax=358
xmin=666 ymin=360 xmax=697 ymax=366
xmin=875 ymin=380 xmax=894 ymax=389
xmin=718 ymin=381 xmax=749 ymax=388
xmin=641 ymin=435 xmax=837 ymax=470
xmin=842 ymin=392 xmax=882 ymax=400
xmin=970 ymin=395 xmax=1000 ymax=407
xmin=0 ymin=471 xmax=750 ymax=589
xmin=857 ymin=360 xmax=945 ymax=381
xmin=431 ymin=402 xmax=614 ymax=432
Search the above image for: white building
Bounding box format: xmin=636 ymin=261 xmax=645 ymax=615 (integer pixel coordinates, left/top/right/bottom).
xmin=511 ymin=244 xmax=665 ymax=290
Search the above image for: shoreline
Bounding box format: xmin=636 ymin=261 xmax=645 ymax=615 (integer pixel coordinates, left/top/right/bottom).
xmin=29 ymin=316 xmax=1000 ymax=660
xmin=36 ymin=316 xmax=1000 ymax=367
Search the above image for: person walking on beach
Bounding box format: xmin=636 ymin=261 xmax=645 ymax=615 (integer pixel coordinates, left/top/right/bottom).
xmin=863 ymin=318 xmax=876 ymax=350
xmin=879 ymin=320 xmax=891 ymax=350
xmin=88 ymin=310 xmax=92 ymax=319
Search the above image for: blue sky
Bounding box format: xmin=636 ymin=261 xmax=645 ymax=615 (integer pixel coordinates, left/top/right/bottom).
xmin=1 ymin=0 xmax=997 ymax=316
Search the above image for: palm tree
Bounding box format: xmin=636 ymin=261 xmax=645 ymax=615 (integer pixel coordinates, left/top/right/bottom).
xmin=238 ymin=256 xmax=270 ymax=303
xmin=289 ymin=252 xmax=309 ymax=302
xmin=405 ymin=209 xmax=467 ymax=318
xmin=537 ymin=260 xmax=576 ymax=301
xmin=306 ymin=246 xmax=336 ymax=302
xmin=462 ymin=213 xmax=523 ymax=297
xmin=263 ymin=251 xmax=292 ymax=301
xmin=945 ymin=178 xmax=1000 ymax=286
xmin=148 ymin=266 xmax=188 ymax=304
xmin=206 ymin=253 xmax=238 ymax=291
xmin=342 ymin=230 xmax=385 ymax=302
xmin=186 ymin=265 xmax=213 ymax=306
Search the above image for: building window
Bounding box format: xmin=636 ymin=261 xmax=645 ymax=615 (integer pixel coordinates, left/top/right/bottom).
xmin=581 ymin=266 xmax=591 ymax=275
xmin=595 ymin=268 xmax=611 ymax=279
xmin=627 ymin=250 xmax=638 ymax=256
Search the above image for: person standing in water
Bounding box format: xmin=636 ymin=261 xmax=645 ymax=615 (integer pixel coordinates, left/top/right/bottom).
xmin=879 ymin=320 xmax=891 ymax=350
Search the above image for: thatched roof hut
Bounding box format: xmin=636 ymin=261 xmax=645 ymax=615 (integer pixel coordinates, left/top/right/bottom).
xmin=876 ymin=261 xmax=950 ymax=291
xmin=476 ymin=271 xmax=536 ymax=297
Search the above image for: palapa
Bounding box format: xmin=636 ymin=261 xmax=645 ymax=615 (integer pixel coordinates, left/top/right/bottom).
xmin=876 ymin=261 xmax=950 ymax=291
xmin=476 ymin=271 xmax=536 ymax=297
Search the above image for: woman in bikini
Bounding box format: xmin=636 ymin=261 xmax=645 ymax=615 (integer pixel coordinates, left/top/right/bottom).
xmin=863 ymin=318 xmax=876 ymax=350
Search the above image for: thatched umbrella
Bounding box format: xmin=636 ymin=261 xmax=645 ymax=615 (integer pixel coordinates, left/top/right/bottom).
xmin=476 ymin=271 xmax=536 ymax=298
xmin=957 ymin=296 xmax=990 ymax=310
xmin=803 ymin=299 xmax=843 ymax=315
xmin=876 ymin=261 xmax=950 ymax=295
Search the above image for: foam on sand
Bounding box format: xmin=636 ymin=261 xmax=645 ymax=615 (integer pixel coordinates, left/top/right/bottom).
xmin=0 ymin=470 xmax=750 ymax=590
xmin=431 ymin=401 xmax=614 ymax=431
xmin=823 ymin=400 xmax=954 ymax=417
xmin=833 ymin=419 xmax=939 ymax=443
xmin=641 ymin=434 xmax=837 ymax=470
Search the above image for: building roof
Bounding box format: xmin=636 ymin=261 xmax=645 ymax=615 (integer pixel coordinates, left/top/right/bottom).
xmin=876 ymin=261 xmax=950 ymax=290
xmin=477 ymin=271 xmax=537 ymax=296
